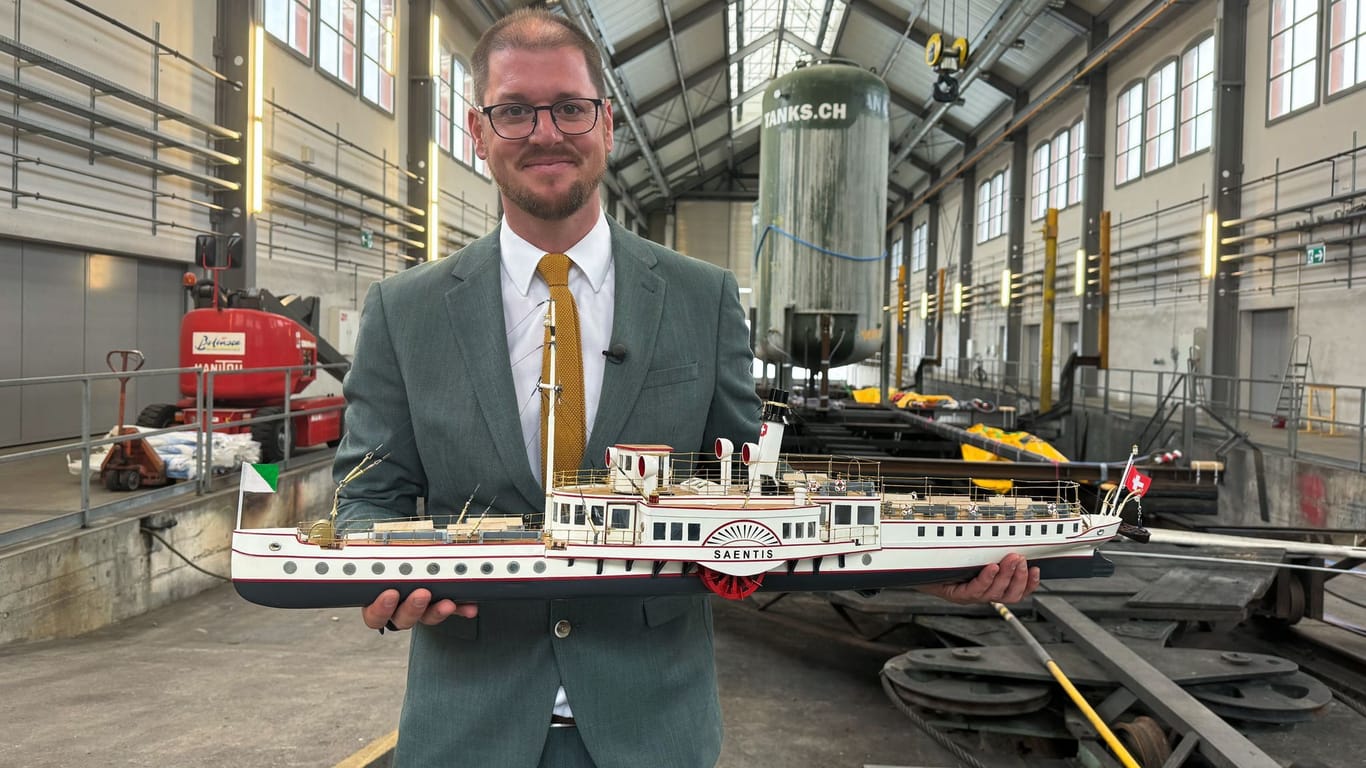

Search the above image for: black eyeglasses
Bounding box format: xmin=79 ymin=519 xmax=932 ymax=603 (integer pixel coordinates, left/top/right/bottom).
xmin=478 ymin=98 xmax=605 ymax=140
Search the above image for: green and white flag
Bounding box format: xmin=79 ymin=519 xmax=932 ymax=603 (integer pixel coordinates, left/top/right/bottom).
xmin=241 ymin=463 xmax=279 ymax=494
xmin=236 ymin=463 xmax=278 ymax=529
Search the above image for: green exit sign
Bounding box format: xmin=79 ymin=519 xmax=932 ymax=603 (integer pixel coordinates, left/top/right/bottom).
xmin=1306 ymin=242 xmax=1326 ymax=265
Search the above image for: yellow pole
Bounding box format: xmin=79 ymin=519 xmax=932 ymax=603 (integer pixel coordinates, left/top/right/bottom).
xmin=1041 ymin=208 xmax=1058 ymax=410
xmin=991 ymin=602 xmax=1142 ymax=768
xmin=895 ymin=264 xmax=907 ymax=391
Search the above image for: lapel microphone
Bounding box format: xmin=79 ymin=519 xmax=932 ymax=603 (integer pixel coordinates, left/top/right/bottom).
xmin=602 ymin=344 xmax=628 ymax=364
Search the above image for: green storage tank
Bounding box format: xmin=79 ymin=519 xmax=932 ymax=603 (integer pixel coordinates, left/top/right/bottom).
xmin=754 ymin=59 xmax=889 ymax=370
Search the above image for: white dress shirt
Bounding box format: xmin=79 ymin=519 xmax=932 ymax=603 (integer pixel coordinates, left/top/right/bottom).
xmin=498 ymin=212 xmax=615 ymax=720
xmin=499 ymin=211 xmax=615 ymax=487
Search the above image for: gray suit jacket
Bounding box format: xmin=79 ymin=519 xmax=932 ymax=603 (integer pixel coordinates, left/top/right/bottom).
xmin=334 ymin=218 xmax=761 ymax=767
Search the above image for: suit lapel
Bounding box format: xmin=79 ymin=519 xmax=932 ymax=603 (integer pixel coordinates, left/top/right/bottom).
xmin=443 ymin=236 xmax=545 ymax=512
xmin=587 ymin=224 xmax=664 ymax=464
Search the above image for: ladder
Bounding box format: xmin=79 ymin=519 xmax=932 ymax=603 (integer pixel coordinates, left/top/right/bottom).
xmin=1273 ymin=335 xmax=1313 ymax=427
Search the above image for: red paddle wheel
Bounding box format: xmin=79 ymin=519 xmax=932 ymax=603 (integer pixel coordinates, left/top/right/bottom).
xmin=698 ymin=567 xmax=766 ymax=599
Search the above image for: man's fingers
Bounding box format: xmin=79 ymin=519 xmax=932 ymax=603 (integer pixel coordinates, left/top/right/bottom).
xmin=361 ymin=589 xmax=401 ymax=630
xmin=389 ymin=589 xmax=432 ymax=629
xmin=453 ymin=603 xmax=480 ymax=619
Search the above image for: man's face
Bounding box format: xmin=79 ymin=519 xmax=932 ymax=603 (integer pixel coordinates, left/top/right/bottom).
xmin=470 ymin=46 xmax=614 ymax=222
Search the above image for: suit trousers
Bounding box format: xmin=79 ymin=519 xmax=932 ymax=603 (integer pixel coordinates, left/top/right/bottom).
xmin=537 ymin=727 xmax=596 ymax=768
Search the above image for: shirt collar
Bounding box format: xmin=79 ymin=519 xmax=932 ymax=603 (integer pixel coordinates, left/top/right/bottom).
xmin=500 ymin=211 xmax=612 ymax=296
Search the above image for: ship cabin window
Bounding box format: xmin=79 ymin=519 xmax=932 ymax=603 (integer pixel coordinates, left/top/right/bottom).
xmin=1056 ymin=523 xmax=1063 ymax=534
xmin=937 ymin=526 xmax=945 ymax=537
xmin=610 ymin=507 xmax=630 ymax=528
xmin=974 ymin=525 xmax=981 ymax=536
xmin=835 ymin=504 xmax=852 ymax=525
xmin=917 ymin=525 xmax=926 ymax=536
xmin=670 ymin=522 xmax=684 ymax=541
xmin=956 ymin=526 xmax=963 ymax=536
xmin=653 ymin=522 xmax=666 ymax=540
xmin=590 ymin=506 xmax=605 ymax=526
xmin=807 ymin=522 xmax=816 ymax=538
xmin=574 ymin=505 xmax=585 ymax=525
xmin=1009 ymin=525 xmax=1017 ymax=536
xmin=1025 ymin=525 xmax=1032 ymax=536
xmin=857 ymin=505 xmax=876 ymax=525
xmin=1073 ymin=523 xmax=1079 ymax=532
xmin=688 ymin=523 xmax=700 ymax=541
xmin=557 ymin=503 xmax=568 ymax=523
xmin=783 ymin=523 xmax=791 ymax=538
xmin=992 ymin=525 xmax=999 ymax=536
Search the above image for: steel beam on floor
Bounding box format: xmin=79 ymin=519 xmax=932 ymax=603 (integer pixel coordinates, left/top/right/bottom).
xmin=1034 ymin=595 xmax=1281 ymax=768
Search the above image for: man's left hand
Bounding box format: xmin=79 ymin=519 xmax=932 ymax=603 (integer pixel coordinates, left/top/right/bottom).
xmin=916 ymin=552 xmax=1040 ymax=605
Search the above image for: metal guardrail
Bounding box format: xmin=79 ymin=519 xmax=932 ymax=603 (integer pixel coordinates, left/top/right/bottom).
xmin=0 ymin=361 xmax=345 ymax=550
xmin=914 ymin=356 xmax=1366 ymax=470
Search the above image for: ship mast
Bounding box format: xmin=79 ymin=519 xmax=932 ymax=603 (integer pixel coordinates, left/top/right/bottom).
xmin=538 ymin=299 xmax=560 ymax=523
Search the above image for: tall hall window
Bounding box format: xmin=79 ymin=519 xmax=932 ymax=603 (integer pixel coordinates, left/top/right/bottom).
xmin=1145 ymin=60 xmax=1177 ymax=172
xmin=265 ymin=0 xmax=311 ymax=57
xmin=1328 ymin=0 xmax=1366 ymax=95
xmin=1269 ymin=0 xmax=1319 ymax=119
xmin=1180 ymin=36 xmax=1215 ymax=155
xmin=318 ymin=0 xmax=358 ymax=87
xmin=361 ymin=0 xmax=397 ymax=112
xmin=976 ymin=170 xmax=1008 ymax=243
xmin=1030 ymin=142 xmax=1049 ymax=221
xmin=436 ymin=50 xmax=454 ymax=152
xmin=1115 ymin=82 xmax=1143 ymax=185
xmin=1068 ymin=119 xmax=1085 ymax=206
xmin=911 ymin=222 xmax=927 ymax=272
xmin=1049 ymin=129 xmax=1070 ymax=209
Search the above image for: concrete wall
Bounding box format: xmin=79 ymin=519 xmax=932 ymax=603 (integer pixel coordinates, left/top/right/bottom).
xmin=0 ymin=462 xmax=336 ymax=647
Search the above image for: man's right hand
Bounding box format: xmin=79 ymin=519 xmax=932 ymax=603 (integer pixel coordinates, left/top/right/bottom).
xmin=363 ymin=588 xmax=478 ymax=632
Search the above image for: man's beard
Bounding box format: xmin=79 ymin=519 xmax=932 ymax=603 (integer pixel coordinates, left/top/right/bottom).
xmin=495 ymin=155 xmax=606 ymax=221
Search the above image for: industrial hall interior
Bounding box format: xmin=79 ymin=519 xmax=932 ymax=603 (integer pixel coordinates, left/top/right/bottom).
xmin=4 ymin=0 xmax=1366 ymax=767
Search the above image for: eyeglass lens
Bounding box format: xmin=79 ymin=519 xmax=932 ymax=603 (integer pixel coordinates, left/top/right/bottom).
xmin=487 ymin=99 xmax=599 ymax=139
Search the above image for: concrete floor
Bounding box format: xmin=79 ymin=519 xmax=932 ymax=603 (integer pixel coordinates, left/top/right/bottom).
xmin=0 ymin=586 xmax=960 ymax=768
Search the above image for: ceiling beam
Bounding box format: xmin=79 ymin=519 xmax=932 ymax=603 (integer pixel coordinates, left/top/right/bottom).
xmin=614 ymin=100 xmax=730 ymax=170
xmin=1047 ymin=2 xmax=1094 ymax=37
xmin=610 ymin=0 xmax=726 ymax=67
xmin=887 ymin=86 xmax=971 ymax=144
xmin=633 ymin=57 xmax=729 ymax=116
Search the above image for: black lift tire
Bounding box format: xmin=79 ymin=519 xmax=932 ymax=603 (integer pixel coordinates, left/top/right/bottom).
xmin=135 ymin=403 xmax=179 ymax=429
xmin=251 ymin=407 xmax=291 ymax=463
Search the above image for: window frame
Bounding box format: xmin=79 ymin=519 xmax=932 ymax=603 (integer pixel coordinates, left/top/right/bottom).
xmin=910 ymin=222 xmax=927 ymax=272
xmin=264 ymin=0 xmax=313 ymax=63
xmin=1326 ymin=0 xmax=1366 ymax=100
xmin=1115 ymin=80 xmax=1145 ymax=187
xmin=1267 ymin=0 xmax=1321 ymax=124
xmin=360 ymin=0 xmax=398 ymax=115
xmin=1179 ymin=34 xmax=1215 ymax=158
xmin=1144 ymin=58 xmax=1179 ymax=173
xmin=436 ymin=49 xmax=455 ymax=154
xmin=1049 ymin=128 xmax=1070 ymax=209
xmin=976 ymin=169 xmax=1008 ymax=244
xmin=1030 ymin=141 xmax=1050 ymax=221
xmin=316 ymin=0 xmax=359 ymax=91
xmin=1067 ymin=118 xmax=1085 ymax=206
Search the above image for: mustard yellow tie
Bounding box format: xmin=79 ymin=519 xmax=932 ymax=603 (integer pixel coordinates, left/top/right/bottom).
xmin=538 ymin=253 xmax=586 ymax=483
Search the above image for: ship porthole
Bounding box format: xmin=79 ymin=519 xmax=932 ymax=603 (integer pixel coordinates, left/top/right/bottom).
xmin=315 ymin=562 xmax=329 ymax=575
xmin=427 ymin=562 xmax=440 ymax=575
xmin=372 ymin=562 xmax=385 ymax=575
xmin=455 ymin=563 xmax=467 ymax=575
xmin=399 ymin=563 xmax=413 ymax=575
xmin=283 ymin=561 xmax=297 ymax=574
xmin=343 ymin=563 xmax=356 ymax=576
xmin=268 ymin=542 xmax=281 ymax=551
xmin=507 ymin=562 xmax=520 ymax=574
xmin=533 ymin=561 xmax=546 ymax=574
xmin=480 ymin=562 xmax=494 ymax=575
xmin=862 ymin=554 xmax=872 ymax=565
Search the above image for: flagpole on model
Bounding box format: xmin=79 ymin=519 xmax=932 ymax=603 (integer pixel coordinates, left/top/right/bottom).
xmin=540 ymin=299 xmax=559 ymax=523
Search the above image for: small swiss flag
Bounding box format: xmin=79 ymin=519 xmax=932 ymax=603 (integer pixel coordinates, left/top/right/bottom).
xmin=1122 ymin=464 xmax=1152 ymax=497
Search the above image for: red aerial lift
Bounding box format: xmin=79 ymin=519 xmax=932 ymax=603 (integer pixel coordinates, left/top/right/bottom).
xmin=134 ymin=234 xmax=349 ymax=464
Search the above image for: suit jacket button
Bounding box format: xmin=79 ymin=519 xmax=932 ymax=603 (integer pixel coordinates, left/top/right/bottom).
xmin=553 ymin=619 xmax=572 ymax=638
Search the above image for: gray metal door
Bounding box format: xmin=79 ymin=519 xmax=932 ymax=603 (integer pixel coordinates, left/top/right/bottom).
xmin=1248 ymin=309 xmax=1291 ymax=418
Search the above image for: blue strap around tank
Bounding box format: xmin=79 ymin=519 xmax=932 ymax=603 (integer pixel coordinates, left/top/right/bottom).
xmin=752 ymin=223 xmax=886 ymax=263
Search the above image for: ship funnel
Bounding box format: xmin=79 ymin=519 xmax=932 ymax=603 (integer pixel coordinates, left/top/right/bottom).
xmin=715 ymin=438 xmax=735 ymax=489
xmin=746 ymin=391 xmax=789 ymax=493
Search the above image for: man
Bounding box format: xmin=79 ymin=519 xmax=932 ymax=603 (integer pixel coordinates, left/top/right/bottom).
xmin=335 ymin=9 xmax=1037 ymax=768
